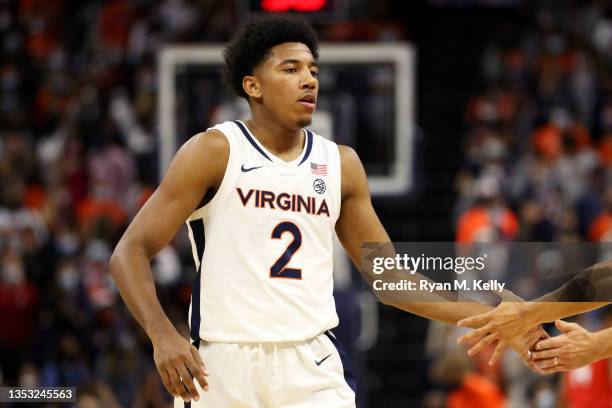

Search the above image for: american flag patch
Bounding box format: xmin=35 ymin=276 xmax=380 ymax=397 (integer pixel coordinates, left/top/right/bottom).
xmin=311 ymin=162 xmax=327 ymax=176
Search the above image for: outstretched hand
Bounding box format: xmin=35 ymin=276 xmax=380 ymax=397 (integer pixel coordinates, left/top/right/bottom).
xmin=152 ymin=330 xmax=209 ymax=402
xmin=531 ymin=320 xmax=600 ymax=374
xmin=507 ymin=325 xmax=549 ymax=371
xmin=456 ymin=302 xmax=539 ymax=366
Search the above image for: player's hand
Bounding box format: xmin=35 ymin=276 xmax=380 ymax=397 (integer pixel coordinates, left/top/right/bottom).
xmin=151 ymin=329 xmax=209 ymax=402
xmin=456 ymin=302 xmax=538 ymax=365
xmin=507 ymin=325 xmax=549 ymax=372
xmin=530 ymin=320 xmax=599 ymax=374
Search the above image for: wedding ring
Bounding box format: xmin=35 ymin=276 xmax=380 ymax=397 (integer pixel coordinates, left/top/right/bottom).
xmin=554 ymin=357 xmax=559 ymax=366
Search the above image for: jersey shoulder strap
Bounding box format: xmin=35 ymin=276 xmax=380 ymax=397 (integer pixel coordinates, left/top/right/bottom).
xmin=187 ymin=121 xmax=242 ymax=221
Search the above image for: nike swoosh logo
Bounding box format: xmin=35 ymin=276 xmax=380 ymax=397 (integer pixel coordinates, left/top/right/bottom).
xmin=241 ymin=164 xmax=263 ymax=172
xmin=315 ymin=354 xmax=332 ymax=366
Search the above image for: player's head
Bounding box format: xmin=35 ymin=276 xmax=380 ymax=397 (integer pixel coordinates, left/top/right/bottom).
xmin=223 ymin=14 xmax=319 ymax=128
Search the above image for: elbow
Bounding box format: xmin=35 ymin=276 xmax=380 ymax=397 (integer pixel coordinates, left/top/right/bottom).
xmin=109 ymin=240 xmax=134 ymax=280
xmin=109 ymin=246 xmax=124 ymax=281
xmin=109 ymin=239 xmax=150 ymax=280
xmin=373 ymin=290 xmax=394 ymax=307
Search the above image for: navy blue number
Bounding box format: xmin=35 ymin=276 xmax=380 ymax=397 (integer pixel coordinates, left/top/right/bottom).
xmin=270 ymin=222 xmax=302 ymax=279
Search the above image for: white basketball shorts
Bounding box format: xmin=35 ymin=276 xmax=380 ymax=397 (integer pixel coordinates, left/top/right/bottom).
xmin=174 ymin=330 xmax=356 ymax=408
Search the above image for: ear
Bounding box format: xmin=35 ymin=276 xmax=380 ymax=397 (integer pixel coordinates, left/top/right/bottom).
xmin=242 ymin=75 xmax=261 ymax=99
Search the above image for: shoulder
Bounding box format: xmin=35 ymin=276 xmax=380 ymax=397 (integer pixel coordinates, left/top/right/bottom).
xmin=338 ymin=145 xmax=361 ymax=169
xmin=337 ymin=145 xmax=368 ymax=200
xmin=162 ymin=129 xmax=230 ymax=192
xmin=178 ymin=129 xmax=230 ymax=170
xmin=188 ymin=129 xmax=229 ymax=155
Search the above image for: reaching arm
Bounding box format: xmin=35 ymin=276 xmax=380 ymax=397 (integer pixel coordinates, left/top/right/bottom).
xmin=336 ymin=146 xmax=504 ymax=324
xmin=456 ymin=260 xmax=612 ymax=365
xmin=526 ymin=260 xmax=612 ymax=321
xmin=109 ymin=130 xmax=228 ymax=402
xmin=334 ymin=146 xmax=545 ymax=365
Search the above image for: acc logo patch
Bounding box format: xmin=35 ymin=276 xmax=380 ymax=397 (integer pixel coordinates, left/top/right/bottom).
xmin=313 ymin=178 xmax=326 ymax=194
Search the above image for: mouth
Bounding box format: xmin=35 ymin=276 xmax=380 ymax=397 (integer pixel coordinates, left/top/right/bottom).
xmin=298 ymin=94 xmax=316 ymax=111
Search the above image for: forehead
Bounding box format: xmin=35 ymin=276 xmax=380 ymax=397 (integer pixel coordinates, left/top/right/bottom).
xmin=264 ymin=42 xmax=315 ymax=65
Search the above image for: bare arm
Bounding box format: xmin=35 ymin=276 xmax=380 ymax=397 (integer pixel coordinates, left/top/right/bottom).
xmin=109 ymin=130 xmax=228 ymax=402
xmin=334 ymin=146 xmax=544 ymax=366
xmin=335 ymin=146 xmax=495 ymax=324
xmin=525 ymin=260 xmax=612 ymax=322
xmin=456 ymin=261 xmax=612 ymax=365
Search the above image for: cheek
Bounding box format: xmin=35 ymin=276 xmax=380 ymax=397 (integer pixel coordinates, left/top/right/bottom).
xmin=266 ymin=79 xmax=294 ymax=103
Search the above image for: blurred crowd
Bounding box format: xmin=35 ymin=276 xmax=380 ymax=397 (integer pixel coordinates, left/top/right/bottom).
xmin=0 ymin=0 xmax=238 ymax=406
xmin=454 ymin=1 xmax=612 ymax=244
xmin=443 ymin=1 xmax=612 ymax=407
xmin=2 ymin=0 xmax=612 ymax=406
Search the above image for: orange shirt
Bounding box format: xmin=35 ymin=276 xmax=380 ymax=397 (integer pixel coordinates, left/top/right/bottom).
xmin=447 ymin=373 xmax=505 ymax=408
xmin=456 ymin=207 xmax=519 ymax=243
xmin=564 ymin=359 xmax=612 ymax=408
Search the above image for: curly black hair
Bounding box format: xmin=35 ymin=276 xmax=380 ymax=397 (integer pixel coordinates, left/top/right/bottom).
xmin=222 ymin=14 xmax=319 ymax=99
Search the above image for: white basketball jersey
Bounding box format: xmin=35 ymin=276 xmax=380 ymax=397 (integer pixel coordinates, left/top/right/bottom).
xmin=185 ymin=120 xmax=341 ymax=342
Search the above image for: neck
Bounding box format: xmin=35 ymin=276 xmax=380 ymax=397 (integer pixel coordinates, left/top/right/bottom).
xmin=246 ymin=112 xmax=304 ymax=157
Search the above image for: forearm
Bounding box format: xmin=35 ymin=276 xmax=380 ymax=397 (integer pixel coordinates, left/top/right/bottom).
xmin=363 ymin=264 xmax=493 ymax=325
xmin=517 ymin=260 xmax=612 ymax=324
xmin=110 ymin=243 xmax=175 ymax=342
xmin=385 ymin=299 xmax=493 ymax=326
xmin=523 ymin=302 xmax=610 ymax=325
xmin=537 ymin=260 xmax=612 ymax=303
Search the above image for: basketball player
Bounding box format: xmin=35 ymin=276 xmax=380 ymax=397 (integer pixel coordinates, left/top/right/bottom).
xmin=110 ymin=15 xmax=542 ymax=407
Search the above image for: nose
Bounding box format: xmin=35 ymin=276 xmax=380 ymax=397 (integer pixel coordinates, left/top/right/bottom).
xmin=301 ymin=70 xmax=317 ymax=90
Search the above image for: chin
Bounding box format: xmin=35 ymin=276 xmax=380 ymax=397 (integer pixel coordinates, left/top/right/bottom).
xmin=297 ymin=116 xmax=312 ymax=127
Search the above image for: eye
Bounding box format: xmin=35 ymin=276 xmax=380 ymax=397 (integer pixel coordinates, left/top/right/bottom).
xmin=310 ymin=69 xmax=319 ymax=78
xmin=284 ymin=67 xmax=297 ymax=73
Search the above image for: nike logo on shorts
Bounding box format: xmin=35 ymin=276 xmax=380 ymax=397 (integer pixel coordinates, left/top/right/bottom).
xmin=241 ymin=164 xmax=263 ymax=172
xmin=315 ymin=354 xmax=332 ymax=366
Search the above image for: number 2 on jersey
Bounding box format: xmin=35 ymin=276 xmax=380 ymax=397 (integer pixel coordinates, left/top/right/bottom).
xmin=270 ymin=221 xmax=302 ymax=279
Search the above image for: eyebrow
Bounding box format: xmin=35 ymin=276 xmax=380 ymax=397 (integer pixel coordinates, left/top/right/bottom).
xmin=278 ymin=59 xmax=318 ymax=68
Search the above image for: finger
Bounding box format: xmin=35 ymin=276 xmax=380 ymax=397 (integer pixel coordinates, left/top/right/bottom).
xmin=185 ymin=356 xmax=209 ymax=393
xmin=467 ymin=333 xmax=497 ymax=356
xmin=165 ymin=367 xmax=182 ymax=398
xmin=528 ymin=362 xmax=544 ymax=374
xmin=169 ymin=367 xmax=190 ymax=402
xmin=158 ymin=369 xmax=176 ymax=397
xmin=539 ymin=364 xmax=566 ymax=375
xmin=489 ymin=340 xmax=507 ymax=366
xmin=538 ymin=325 xmax=550 ymax=338
xmin=523 ymin=329 xmax=546 ymax=354
xmin=190 ymin=346 xmax=209 ymax=376
xmin=457 ymin=312 xmax=492 ymax=328
xmin=538 ymin=330 xmax=550 ymax=340
xmin=535 ymin=357 xmax=562 ymax=370
xmin=535 ymin=336 xmax=564 ymax=351
xmin=555 ymin=319 xmax=580 ymax=333
xmin=531 ymin=349 xmax=559 ymax=361
xmin=457 ymin=323 xmax=492 ymax=345
xmin=177 ymin=364 xmax=198 ymax=401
